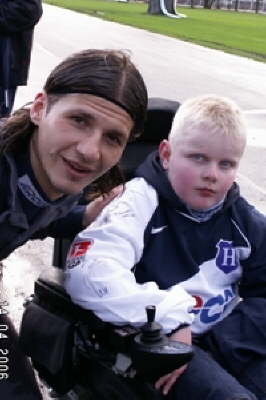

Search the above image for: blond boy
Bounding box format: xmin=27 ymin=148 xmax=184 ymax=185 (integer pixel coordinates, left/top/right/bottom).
xmin=65 ymin=95 xmax=266 ymax=400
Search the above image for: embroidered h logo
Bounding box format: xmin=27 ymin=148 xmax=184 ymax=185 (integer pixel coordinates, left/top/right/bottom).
xmin=215 ymin=240 xmax=238 ymax=273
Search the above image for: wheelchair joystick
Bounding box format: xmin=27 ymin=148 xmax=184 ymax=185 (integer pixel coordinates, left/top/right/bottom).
xmin=139 ymin=305 xmax=167 ymax=345
xmin=130 ymin=305 xmax=194 ymax=380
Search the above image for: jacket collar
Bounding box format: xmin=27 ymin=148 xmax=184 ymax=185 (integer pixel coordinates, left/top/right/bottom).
xmin=0 ymin=152 xmax=81 ymax=229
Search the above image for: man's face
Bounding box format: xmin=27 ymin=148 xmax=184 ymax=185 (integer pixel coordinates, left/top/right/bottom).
xmin=30 ymin=93 xmax=133 ymax=200
xmin=159 ymin=127 xmax=245 ymax=210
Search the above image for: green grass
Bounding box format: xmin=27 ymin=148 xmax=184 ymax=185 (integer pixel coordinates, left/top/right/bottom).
xmin=44 ymin=0 xmax=266 ymax=62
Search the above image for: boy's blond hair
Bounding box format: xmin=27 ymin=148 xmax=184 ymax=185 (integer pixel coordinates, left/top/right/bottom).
xmin=168 ymin=94 xmax=247 ymax=149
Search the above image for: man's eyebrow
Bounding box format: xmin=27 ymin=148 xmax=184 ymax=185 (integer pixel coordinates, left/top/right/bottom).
xmin=108 ymin=129 xmax=129 ymax=140
xmin=64 ymin=110 xmax=129 ymax=138
xmin=64 ymin=109 xmax=95 ymax=120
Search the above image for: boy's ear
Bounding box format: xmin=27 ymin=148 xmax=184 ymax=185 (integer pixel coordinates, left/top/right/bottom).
xmin=159 ymin=139 xmax=171 ymax=170
xmin=30 ymin=92 xmax=47 ymax=125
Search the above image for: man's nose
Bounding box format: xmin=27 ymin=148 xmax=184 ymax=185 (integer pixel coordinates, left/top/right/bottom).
xmin=76 ymin=132 xmax=101 ymax=162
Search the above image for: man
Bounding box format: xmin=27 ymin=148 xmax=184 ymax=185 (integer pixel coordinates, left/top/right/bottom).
xmin=0 ymin=0 xmax=43 ymax=117
xmin=0 ymin=48 xmax=148 ymax=399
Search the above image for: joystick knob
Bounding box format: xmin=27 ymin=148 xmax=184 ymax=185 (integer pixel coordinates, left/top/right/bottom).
xmin=130 ymin=305 xmax=194 ymax=380
xmin=140 ymin=305 xmax=166 ymax=344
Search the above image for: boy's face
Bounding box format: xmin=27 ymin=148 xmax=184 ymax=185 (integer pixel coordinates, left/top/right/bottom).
xmin=159 ymin=127 xmax=245 ymax=211
xmin=29 ymin=93 xmax=133 ymax=200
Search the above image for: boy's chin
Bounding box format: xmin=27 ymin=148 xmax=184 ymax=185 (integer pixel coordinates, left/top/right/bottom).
xmin=187 ymin=201 xmax=217 ymax=212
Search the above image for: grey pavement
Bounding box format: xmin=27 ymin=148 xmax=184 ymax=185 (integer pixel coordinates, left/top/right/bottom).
xmin=15 ymin=4 xmax=266 ymax=110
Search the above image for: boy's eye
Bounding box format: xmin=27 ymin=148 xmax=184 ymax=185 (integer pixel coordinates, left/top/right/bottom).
xmin=189 ymin=154 xmax=206 ymax=162
xmin=220 ymin=160 xmax=235 ymax=169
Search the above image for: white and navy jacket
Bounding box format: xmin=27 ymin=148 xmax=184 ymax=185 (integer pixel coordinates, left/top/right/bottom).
xmin=65 ymin=152 xmax=266 ymax=335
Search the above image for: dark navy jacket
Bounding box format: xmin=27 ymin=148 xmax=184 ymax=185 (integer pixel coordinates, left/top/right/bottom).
xmin=135 ymin=151 xmax=266 ymax=300
xmin=0 ymin=0 xmax=42 ymax=87
xmin=0 ymin=152 xmax=84 ymax=261
xmin=136 ymin=151 xmax=266 ymax=371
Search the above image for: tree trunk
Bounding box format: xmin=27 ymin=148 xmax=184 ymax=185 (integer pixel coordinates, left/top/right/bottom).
xmin=203 ymin=0 xmax=215 ymax=8
xmin=148 ymin=0 xmax=162 ymax=14
xmin=165 ymin=0 xmax=176 ymax=13
xmin=148 ymin=0 xmax=176 ymax=14
xmin=255 ymin=0 xmax=260 ymax=12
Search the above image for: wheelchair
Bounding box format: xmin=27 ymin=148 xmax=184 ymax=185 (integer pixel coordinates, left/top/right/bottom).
xmin=19 ymin=98 xmax=194 ymax=400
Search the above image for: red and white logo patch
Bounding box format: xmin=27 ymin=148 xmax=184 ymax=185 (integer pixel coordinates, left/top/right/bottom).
xmin=68 ymin=240 xmax=94 ymax=259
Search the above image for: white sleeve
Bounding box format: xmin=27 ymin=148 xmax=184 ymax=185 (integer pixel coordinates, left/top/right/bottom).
xmin=64 ymin=178 xmax=195 ymax=333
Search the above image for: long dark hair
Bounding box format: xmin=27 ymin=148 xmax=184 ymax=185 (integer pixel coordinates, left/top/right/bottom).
xmin=0 ymin=49 xmax=148 ymax=195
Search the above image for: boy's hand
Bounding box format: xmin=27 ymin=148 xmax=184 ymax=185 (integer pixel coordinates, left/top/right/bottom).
xmin=154 ymin=326 xmax=192 ymax=396
xmin=82 ymin=185 xmax=123 ymax=227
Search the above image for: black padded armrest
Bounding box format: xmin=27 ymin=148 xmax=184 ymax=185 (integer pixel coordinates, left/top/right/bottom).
xmin=34 ymin=267 xmax=108 ymax=330
xmin=38 ymin=266 xmax=66 ymax=295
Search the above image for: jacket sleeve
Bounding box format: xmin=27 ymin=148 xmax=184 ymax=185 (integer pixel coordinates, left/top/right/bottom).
xmin=202 ymin=297 xmax=266 ymax=374
xmin=64 ymin=178 xmax=195 ymax=333
xmin=33 ymin=205 xmax=85 ymax=240
xmin=0 ymin=0 xmax=42 ymax=33
xmin=238 ymin=200 xmax=266 ymax=298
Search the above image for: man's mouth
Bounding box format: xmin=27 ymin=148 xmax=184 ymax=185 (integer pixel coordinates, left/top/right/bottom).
xmin=63 ymin=157 xmax=93 ymax=175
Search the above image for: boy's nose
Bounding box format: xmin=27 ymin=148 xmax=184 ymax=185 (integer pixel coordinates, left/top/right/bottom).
xmin=202 ymin=163 xmax=218 ymax=182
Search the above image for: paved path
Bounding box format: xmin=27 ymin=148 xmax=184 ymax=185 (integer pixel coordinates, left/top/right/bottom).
xmin=15 ymin=4 xmax=266 ymax=110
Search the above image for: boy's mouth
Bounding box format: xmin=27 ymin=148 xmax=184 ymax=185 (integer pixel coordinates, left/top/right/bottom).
xmin=197 ymin=188 xmax=216 ymax=197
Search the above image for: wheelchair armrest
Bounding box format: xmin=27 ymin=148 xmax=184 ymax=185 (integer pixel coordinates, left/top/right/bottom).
xmin=38 ymin=266 xmax=66 ymax=295
xmin=21 ymin=266 xmax=193 ymax=393
xmin=34 ymin=266 xmax=108 ymax=331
